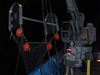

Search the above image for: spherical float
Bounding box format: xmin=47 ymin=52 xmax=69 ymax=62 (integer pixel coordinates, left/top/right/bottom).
xmin=47 ymin=43 xmax=52 ymax=50
xmin=23 ymin=43 xmax=30 ymax=51
xmin=54 ymin=33 xmax=60 ymax=40
xmin=16 ymin=28 xmax=23 ymax=37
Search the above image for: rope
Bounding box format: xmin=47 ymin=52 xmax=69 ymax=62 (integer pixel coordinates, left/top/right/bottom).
xmin=67 ymin=53 xmax=69 ymax=68
xmin=15 ymin=47 xmax=20 ymax=75
xmin=48 ymin=1 xmax=61 ymax=75
xmin=42 ymin=0 xmax=51 ymax=61
xmin=48 ymin=0 xmax=59 ymax=65
xmin=14 ymin=26 xmax=23 ymax=75
xmin=11 ymin=31 xmax=21 ymax=75
xmin=10 ymin=32 xmax=20 ymax=75
xmin=66 ymin=48 xmax=70 ymax=75
xmin=45 ymin=0 xmax=49 ymax=14
xmin=41 ymin=0 xmax=53 ymax=75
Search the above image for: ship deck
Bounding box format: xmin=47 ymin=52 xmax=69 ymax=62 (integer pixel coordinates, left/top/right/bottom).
xmin=71 ymin=60 xmax=100 ymax=75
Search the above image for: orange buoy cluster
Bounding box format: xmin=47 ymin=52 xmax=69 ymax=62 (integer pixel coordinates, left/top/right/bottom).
xmin=16 ymin=28 xmax=23 ymax=37
xmin=16 ymin=28 xmax=60 ymax=51
xmin=16 ymin=27 xmax=30 ymax=51
xmin=47 ymin=33 xmax=60 ymax=50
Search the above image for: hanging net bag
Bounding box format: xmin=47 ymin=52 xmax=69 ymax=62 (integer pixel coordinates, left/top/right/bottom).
xmin=8 ymin=2 xmax=59 ymax=74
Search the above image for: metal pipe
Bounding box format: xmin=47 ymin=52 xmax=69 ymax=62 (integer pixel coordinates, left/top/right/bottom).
xmin=23 ymin=16 xmax=56 ymax=26
xmin=23 ymin=16 xmax=43 ymax=23
xmin=19 ymin=4 xmax=23 ymax=25
xmin=87 ymin=60 xmax=90 ymax=75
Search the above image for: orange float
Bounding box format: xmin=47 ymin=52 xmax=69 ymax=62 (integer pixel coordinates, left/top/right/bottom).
xmin=47 ymin=43 xmax=52 ymax=50
xmin=23 ymin=43 xmax=30 ymax=51
xmin=54 ymin=33 xmax=60 ymax=40
xmin=16 ymin=28 xmax=23 ymax=37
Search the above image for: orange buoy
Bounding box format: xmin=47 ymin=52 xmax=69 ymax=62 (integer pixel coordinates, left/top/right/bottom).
xmin=54 ymin=33 xmax=60 ymax=40
xmin=47 ymin=43 xmax=52 ymax=50
xmin=23 ymin=43 xmax=30 ymax=51
xmin=16 ymin=28 xmax=23 ymax=37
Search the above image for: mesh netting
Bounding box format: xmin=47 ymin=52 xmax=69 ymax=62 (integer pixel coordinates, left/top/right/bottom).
xmin=9 ymin=3 xmax=59 ymax=74
xmin=12 ymin=32 xmax=47 ymax=73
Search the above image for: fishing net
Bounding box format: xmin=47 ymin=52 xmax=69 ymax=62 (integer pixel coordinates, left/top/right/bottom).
xmin=11 ymin=32 xmax=47 ymax=73
xmin=9 ymin=2 xmax=59 ymax=74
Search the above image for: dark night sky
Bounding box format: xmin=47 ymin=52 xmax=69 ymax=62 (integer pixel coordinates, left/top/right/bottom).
xmin=1 ymin=0 xmax=100 ymax=75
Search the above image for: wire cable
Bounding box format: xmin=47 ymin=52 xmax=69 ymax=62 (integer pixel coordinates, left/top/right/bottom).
xmin=48 ymin=0 xmax=59 ymax=66
xmin=15 ymin=49 xmax=20 ymax=75
xmin=41 ymin=0 xmax=53 ymax=75
xmin=45 ymin=0 xmax=49 ymax=14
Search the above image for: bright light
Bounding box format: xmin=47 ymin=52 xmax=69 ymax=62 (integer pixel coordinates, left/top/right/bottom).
xmin=97 ymin=60 xmax=100 ymax=62
xmin=19 ymin=4 xmax=22 ymax=7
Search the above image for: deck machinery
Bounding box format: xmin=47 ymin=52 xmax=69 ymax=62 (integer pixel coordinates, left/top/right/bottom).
xmin=61 ymin=0 xmax=96 ymax=67
xmin=8 ymin=0 xmax=97 ymax=75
